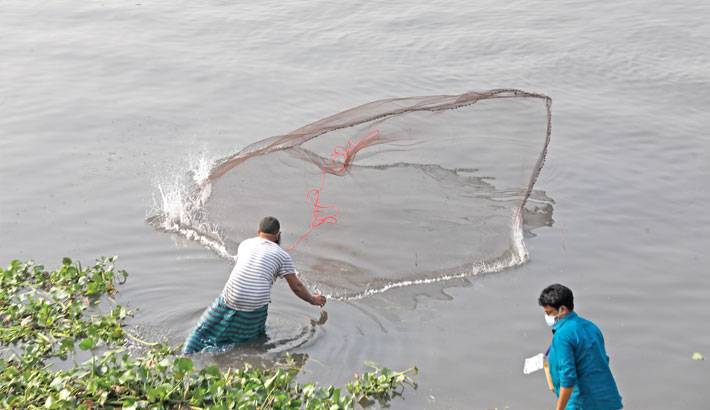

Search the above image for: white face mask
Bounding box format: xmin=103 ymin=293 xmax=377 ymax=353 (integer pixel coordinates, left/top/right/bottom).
xmin=545 ymin=313 xmax=557 ymax=327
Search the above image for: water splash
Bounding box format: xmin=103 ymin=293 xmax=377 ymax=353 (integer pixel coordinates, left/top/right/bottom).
xmin=148 ymin=154 xmax=232 ymax=261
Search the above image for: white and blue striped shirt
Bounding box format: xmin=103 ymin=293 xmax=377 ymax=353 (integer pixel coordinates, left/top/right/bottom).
xmin=222 ymin=237 xmax=295 ymax=311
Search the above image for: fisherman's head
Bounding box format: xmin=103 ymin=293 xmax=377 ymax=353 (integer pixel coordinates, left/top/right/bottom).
xmin=258 ymin=216 xmax=281 ymax=245
xmin=539 ymin=283 xmax=574 ymax=326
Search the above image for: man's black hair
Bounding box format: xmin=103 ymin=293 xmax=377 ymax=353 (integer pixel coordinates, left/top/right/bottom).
xmin=259 ymin=216 xmax=280 ymax=235
xmin=538 ymin=284 xmax=574 ymax=311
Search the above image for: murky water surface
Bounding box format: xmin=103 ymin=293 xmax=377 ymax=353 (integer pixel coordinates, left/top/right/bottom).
xmin=1 ymin=1 xmax=709 ymax=408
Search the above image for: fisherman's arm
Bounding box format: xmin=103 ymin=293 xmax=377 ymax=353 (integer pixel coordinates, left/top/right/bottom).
xmin=284 ymin=273 xmax=326 ymax=307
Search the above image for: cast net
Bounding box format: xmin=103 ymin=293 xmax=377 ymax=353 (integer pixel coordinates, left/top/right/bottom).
xmin=152 ymin=89 xmax=551 ymax=299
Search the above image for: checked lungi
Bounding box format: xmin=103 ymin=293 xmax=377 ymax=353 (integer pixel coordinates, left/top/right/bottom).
xmin=183 ymin=296 xmax=268 ymax=354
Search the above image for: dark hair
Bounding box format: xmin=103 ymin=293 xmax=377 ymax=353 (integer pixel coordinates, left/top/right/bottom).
xmin=538 ymin=284 xmax=574 ymax=311
xmin=258 ymin=216 xmax=280 ymax=235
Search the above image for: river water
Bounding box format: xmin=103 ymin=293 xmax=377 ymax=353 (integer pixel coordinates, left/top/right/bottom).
xmin=1 ymin=1 xmax=709 ymax=408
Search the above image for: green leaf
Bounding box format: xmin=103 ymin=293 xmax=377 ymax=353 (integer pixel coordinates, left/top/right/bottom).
xmin=59 ymin=389 xmax=71 ymax=401
xmin=62 ymin=257 xmax=72 ymax=266
xmin=79 ymin=338 xmax=95 ymax=351
xmin=123 ymin=400 xmax=138 ymax=410
xmin=50 ymin=376 xmax=65 ymax=390
xmin=146 ymin=387 xmax=160 ymax=402
xmin=201 ymin=364 xmax=221 ymax=378
xmin=264 ymin=373 xmax=278 ymax=389
xmin=174 ymin=357 xmax=193 ymax=373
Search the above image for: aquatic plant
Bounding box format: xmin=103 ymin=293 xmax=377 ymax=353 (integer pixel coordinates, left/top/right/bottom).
xmin=0 ymin=258 xmax=416 ymax=409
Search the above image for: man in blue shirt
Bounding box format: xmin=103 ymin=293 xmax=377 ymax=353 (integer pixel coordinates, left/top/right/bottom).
xmin=539 ymin=284 xmax=623 ymax=410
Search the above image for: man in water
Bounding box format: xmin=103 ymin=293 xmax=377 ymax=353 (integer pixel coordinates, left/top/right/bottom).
xmin=183 ymin=216 xmax=326 ymax=353
xmin=539 ymin=284 xmax=623 ymax=410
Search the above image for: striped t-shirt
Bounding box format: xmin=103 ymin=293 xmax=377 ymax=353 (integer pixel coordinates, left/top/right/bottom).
xmin=222 ymin=237 xmax=295 ymax=311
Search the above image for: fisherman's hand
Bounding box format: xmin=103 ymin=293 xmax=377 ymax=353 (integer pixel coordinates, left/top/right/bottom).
xmin=310 ymin=293 xmax=326 ymax=307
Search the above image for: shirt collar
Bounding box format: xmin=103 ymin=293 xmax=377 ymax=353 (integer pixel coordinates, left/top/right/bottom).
xmin=257 ymin=236 xmax=276 ymax=245
xmin=552 ymin=311 xmax=577 ymax=332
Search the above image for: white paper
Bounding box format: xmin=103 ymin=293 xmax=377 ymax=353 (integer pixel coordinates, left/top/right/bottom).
xmin=523 ymin=353 xmax=545 ymax=375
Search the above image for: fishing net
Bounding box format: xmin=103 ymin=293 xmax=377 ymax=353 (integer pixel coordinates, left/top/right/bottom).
xmin=156 ymin=89 xmax=551 ymax=299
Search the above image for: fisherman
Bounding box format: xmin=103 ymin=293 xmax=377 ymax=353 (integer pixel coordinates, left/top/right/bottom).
xmin=183 ymin=216 xmax=326 ymax=354
xmin=539 ymin=284 xmax=623 ymax=410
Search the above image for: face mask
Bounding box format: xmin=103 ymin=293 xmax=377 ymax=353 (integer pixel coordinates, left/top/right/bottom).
xmin=544 ymin=312 xmax=557 ymax=327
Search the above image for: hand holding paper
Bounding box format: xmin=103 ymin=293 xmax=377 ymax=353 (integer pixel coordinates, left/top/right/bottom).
xmin=523 ymin=353 xmax=545 ymax=375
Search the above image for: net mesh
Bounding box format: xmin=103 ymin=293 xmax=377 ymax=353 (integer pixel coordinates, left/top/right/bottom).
xmin=154 ymin=89 xmax=552 ymax=299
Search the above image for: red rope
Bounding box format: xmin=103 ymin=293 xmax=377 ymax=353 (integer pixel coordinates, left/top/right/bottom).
xmin=287 ymin=129 xmax=380 ymax=251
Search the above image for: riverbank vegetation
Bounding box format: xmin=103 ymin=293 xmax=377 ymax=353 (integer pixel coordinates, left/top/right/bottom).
xmin=0 ymin=257 xmax=416 ymax=409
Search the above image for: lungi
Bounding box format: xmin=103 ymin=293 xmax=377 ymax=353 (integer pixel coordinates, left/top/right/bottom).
xmin=183 ymin=296 xmax=268 ymax=354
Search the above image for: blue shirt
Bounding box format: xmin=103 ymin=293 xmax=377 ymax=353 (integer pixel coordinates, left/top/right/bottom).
xmin=548 ymin=312 xmax=623 ymax=410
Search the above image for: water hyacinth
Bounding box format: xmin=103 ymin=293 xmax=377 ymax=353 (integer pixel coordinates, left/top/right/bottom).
xmin=0 ymin=258 xmax=416 ymax=409
xmin=0 ymin=257 xmax=127 ymax=365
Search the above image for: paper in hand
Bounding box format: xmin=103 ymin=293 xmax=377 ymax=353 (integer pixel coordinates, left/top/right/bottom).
xmin=523 ymin=353 xmax=545 ymax=375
